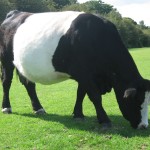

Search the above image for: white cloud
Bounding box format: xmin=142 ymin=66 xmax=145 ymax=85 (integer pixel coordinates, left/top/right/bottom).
xmin=117 ymin=2 xmax=150 ymax=26
xmin=103 ymin=0 xmax=150 ymax=6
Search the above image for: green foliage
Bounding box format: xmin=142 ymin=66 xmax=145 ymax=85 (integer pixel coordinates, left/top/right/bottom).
xmin=63 ymin=0 xmax=113 ymax=14
xmin=142 ymin=28 xmax=150 ymax=46
xmin=53 ymin=0 xmax=70 ymax=9
xmin=119 ymin=18 xmax=141 ymax=48
xmin=139 ymin=20 xmax=146 ymax=29
xmin=106 ymin=10 xmax=150 ymax=48
xmin=63 ymin=3 xmax=83 ymax=11
xmin=15 ymin=0 xmax=72 ymax=12
xmin=64 ymin=1 xmax=150 ymax=48
xmin=0 ymin=48 xmax=150 ymax=149
xmin=0 ymin=0 xmax=150 ymax=48
xmin=83 ymin=0 xmax=113 ymax=14
xmin=0 ymin=0 xmax=15 ymax=23
xmin=69 ymin=0 xmax=77 ymax=4
xmin=14 ymin=0 xmax=50 ymax=12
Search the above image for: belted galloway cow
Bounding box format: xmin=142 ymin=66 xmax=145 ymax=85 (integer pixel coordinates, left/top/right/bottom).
xmin=1 ymin=10 xmax=150 ymax=129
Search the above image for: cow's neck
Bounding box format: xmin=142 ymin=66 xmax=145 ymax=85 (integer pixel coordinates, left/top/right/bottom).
xmin=111 ymin=49 xmax=142 ymax=119
xmin=112 ymin=49 xmax=142 ymax=84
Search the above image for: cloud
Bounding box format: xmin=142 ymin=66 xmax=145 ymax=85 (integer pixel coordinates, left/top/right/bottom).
xmin=103 ymin=0 xmax=150 ymax=6
xmin=102 ymin=0 xmax=150 ymax=26
xmin=78 ymin=0 xmax=150 ymax=5
xmin=78 ymin=0 xmax=150 ymax=26
xmin=117 ymin=2 xmax=150 ymax=26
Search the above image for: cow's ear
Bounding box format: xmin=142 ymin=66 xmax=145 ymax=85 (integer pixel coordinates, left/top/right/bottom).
xmin=123 ymin=88 xmax=137 ymax=98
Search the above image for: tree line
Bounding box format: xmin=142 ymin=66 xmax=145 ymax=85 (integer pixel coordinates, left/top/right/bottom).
xmin=0 ymin=0 xmax=150 ymax=48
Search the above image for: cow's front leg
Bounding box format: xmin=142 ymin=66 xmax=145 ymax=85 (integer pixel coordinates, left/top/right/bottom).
xmin=82 ymin=80 xmax=111 ymax=129
xmin=91 ymin=95 xmax=112 ymax=129
xmin=73 ymin=83 xmax=86 ymax=119
xmin=18 ymin=73 xmax=46 ymax=114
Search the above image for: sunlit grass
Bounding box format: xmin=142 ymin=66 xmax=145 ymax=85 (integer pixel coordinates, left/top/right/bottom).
xmin=0 ymin=47 xmax=150 ymax=150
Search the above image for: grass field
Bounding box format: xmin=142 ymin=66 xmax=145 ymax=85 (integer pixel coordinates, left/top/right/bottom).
xmin=0 ymin=47 xmax=150 ymax=150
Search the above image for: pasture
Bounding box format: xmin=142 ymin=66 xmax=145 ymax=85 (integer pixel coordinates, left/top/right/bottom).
xmin=0 ymin=47 xmax=150 ymax=150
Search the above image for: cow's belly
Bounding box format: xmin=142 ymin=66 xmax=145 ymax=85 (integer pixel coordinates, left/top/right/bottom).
xmin=13 ymin=29 xmax=71 ymax=84
xmin=13 ymin=12 xmax=83 ymax=84
xmin=13 ymin=41 xmax=70 ymax=84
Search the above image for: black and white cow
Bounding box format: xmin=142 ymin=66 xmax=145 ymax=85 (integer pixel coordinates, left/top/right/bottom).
xmin=1 ymin=10 xmax=150 ymax=129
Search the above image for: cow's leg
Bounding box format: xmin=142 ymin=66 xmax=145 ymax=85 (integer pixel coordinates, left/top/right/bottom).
xmin=80 ymin=79 xmax=111 ymax=128
xmin=73 ymin=83 xmax=86 ymax=119
xmin=1 ymin=64 xmax=14 ymax=114
xmin=91 ymin=95 xmax=112 ymax=129
xmin=18 ymin=73 xmax=46 ymax=114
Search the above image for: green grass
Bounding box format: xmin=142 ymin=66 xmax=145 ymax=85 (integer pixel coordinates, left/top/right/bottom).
xmin=1 ymin=47 xmax=150 ymax=150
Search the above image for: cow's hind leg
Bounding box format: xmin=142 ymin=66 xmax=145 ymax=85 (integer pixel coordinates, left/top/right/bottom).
xmin=73 ymin=83 xmax=86 ymax=120
xmin=1 ymin=64 xmax=14 ymax=114
xmin=18 ymin=73 xmax=46 ymax=114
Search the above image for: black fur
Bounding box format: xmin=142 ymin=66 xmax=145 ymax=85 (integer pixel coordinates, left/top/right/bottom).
xmin=0 ymin=11 xmax=44 ymax=112
xmin=1 ymin=11 xmax=150 ymax=129
xmin=53 ymin=13 xmax=150 ymax=128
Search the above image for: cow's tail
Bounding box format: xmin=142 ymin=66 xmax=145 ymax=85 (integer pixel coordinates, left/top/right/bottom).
xmin=0 ymin=28 xmax=4 ymax=78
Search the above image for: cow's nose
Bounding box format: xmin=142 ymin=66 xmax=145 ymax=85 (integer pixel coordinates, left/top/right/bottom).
xmin=138 ymin=123 xmax=148 ymax=129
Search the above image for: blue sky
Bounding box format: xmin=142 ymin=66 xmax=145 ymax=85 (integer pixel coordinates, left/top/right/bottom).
xmin=78 ymin=0 xmax=150 ymax=26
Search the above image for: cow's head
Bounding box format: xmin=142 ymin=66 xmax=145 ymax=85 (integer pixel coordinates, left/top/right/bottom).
xmin=5 ymin=10 xmax=20 ymax=19
xmin=1 ymin=10 xmax=21 ymax=30
xmin=115 ymin=79 xmax=150 ymax=129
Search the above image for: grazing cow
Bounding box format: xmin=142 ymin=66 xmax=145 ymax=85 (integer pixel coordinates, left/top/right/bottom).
xmin=1 ymin=10 xmax=150 ymax=129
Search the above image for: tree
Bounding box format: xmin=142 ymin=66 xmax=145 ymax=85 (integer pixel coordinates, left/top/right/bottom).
xmin=106 ymin=10 xmax=150 ymax=48
xmin=106 ymin=10 xmax=122 ymax=25
xmin=63 ymin=0 xmax=113 ymax=15
xmin=63 ymin=3 xmax=84 ymax=11
xmin=69 ymin=0 xmax=77 ymax=4
xmin=14 ymin=0 xmax=52 ymax=12
xmin=119 ymin=18 xmax=143 ymax=48
xmin=142 ymin=28 xmax=150 ymax=46
xmin=139 ymin=20 xmax=148 ymax=29
xmin=0 ymin=0 xmax=149 ymax=48
xmin=0 ymin=0 xmax=15 ymax=23
xmin=54 ymin=0 xmax=72 ymax=9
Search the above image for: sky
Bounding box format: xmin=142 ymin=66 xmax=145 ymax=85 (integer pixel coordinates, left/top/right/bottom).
xmin=78 ymin=0 xmax=150 ymax=26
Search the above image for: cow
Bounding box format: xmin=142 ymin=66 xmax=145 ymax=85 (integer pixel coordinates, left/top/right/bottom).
xmin=1 ymin=10 xmax=150 ymax=129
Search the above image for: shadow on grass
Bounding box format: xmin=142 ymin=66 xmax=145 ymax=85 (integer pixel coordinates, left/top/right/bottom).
xmin=129 ymin=48 xmax=141 ymax=51
xmin=129 ymin=47 xmax=150 ymax=52
xmin=14 ymin=112 xmax=150 ymax=138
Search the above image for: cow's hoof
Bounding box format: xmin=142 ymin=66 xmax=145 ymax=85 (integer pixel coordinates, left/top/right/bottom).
xmin=74 ymin=117 xmax=85 ymax=121
xmin=73 ymin=113 xmax=85 ymax=121
xmin=34 ymin=108 xmax=46 ymax=115
xmin=2 ymin=108 xmax=12 ymax=114
xmin=73 ymin=113 xmax=85 ymax=119
xmin=101 ymin=122 xmax=112 ymax=130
